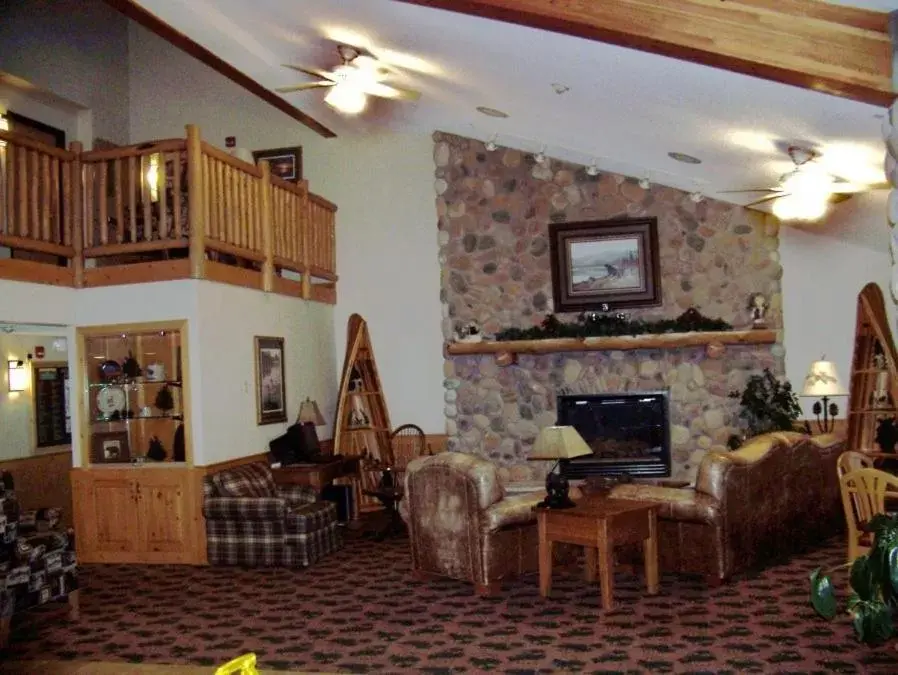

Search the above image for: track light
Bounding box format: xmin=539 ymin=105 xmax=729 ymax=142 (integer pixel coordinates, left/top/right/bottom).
xmin=586 ymin=162 xmax=600 ymax=177
xmin=689 ymin=191 xmax=705 ymax=203
xmin=485 ymin=134 xmax=498 ymax=152
xmin=534 ymin=145 xmax=547 ymax=165
xmin=638 ymin=177 xmax=651 ymax=189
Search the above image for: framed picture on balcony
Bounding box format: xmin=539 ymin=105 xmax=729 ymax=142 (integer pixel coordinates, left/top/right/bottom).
xmin=252 ymin=146 xmax=302 ymax=182
xmin=549 ymin=217 xmax=661 ymax=312
xmin=254 ymin=336 xmax=287 ymax=425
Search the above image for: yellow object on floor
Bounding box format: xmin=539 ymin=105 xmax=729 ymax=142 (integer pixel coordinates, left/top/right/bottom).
xmin=214 ymin=653 xmax=259 ymax=675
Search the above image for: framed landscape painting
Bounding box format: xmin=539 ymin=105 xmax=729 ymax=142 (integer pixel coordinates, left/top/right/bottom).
xmin=254 ymin=336 xmax=287 ymax=425
xmin=549 ymin=218 xmax=661 ymax=312
xmin=253 ymin=146 xmax=302 ymax=182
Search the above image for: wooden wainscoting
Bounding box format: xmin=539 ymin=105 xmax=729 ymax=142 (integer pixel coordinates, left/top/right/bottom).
xmin=1 ymin=449 xmax=73 ymax=527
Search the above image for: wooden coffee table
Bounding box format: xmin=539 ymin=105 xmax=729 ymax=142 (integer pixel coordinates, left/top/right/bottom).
xmin=536 ymin=496 xmax=659 ymax=609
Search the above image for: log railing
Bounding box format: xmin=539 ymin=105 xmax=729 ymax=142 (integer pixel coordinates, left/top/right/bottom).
xmin=0 ymin=130 xmax=81 ymax=283
xmin=0 ymin=124 xmax=337 ymax=301
xmin=81 ymin=139 xmax=189 ymax=259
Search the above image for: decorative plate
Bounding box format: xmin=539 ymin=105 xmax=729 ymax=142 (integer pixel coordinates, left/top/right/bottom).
xmin=97 ymin=385 xmax=126 ymax=416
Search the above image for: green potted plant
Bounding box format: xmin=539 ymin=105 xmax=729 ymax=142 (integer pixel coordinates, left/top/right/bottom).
xmin=728 ymin=368 xmax=802 ymax=447
xmin=810 ymin=513 xmax=898 ymax=644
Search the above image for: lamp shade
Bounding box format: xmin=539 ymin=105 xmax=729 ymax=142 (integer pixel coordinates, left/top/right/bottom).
xmin=297 ymin=397 xmax=325 ymax=426
xmin=529 ymin=426 xmax=592 ymax=460
xmin=802 ymin=359 xmax=846 ymax=397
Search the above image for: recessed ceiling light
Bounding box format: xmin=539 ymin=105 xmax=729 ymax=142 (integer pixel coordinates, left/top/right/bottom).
xmin=668 ymin=151 xmax=702 ymax=164
xmin=476 ymin=106 xmax=509 ymax=118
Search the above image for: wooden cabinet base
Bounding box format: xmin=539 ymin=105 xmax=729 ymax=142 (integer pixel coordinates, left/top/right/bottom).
xmin=71 ymin=466 xmax=206 ymax=564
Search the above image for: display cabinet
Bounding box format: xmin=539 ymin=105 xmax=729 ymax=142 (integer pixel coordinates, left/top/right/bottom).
xmin=72 ymin=320 xmax=204 ymax=564
xmin=80 ymin=322 xmax=188 ymax=465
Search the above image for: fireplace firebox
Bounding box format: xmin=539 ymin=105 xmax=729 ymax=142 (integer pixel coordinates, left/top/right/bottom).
xmin=556 ymin=391 xmax=671 ymax=478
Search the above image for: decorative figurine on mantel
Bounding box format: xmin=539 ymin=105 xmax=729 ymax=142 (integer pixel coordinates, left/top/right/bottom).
xmin=456 ymin=320 xmax=483 ymax=343
xmin=747 ymin=293 xmax=769 ymax=329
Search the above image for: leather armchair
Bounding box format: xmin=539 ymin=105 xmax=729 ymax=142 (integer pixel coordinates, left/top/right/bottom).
xmin=610 ymin=432 xmax=844 ymax=583
xmin=401 ymin=452 xmax=543 ymax=595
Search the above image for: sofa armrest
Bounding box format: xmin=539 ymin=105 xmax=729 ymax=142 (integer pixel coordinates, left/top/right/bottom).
xmin=482 ymin=493 xmax=542 ymax=532
xmin=610 ymin=484 xmax=720 ymax=525
xmin=203 ymin=496 xmax=285 ymax=521
xmin=276 ymin=484 xmax=318 ymax=506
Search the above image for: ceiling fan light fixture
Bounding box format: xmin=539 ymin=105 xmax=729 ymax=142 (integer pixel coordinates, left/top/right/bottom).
xmin=772 ymin=193 xmax=828 ymax=222
xmin=586 ymin=161 xmax=600 ymax=177
xmin=484 ymin=134 xmax=498 ymax=152
xmin=324 ymin=83 xmax=367 ymax=114
xmin=638 ymin=177 xmax=651 ymax=189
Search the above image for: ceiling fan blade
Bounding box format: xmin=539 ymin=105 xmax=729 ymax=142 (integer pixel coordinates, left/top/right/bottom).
xmin=745 ymin=193 xmax=788 ymax=208
xmin=718 ymin=188 xmax=781 ymax=194
xmin=357 ymin=81 xmax=421 ymax=101
xmin=282 ymin=64 xmax=338 ymax=82
xmin=829 ymin=192 xmax=853 ymax=204
xmin=275 ymin=81 xmax=335 ymax=94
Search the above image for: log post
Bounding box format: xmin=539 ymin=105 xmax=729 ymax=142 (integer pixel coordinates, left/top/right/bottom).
xmin=186 ymin=124 xmax=205 ymax=279
xmin=69 ymin=141 xmax=84 ymax=288
xmin=260 ymin=161 xmax=274 ymax=292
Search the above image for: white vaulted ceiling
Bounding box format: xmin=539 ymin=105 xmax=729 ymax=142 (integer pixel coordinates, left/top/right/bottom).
xmin=132 ymin=0 xmax=891 ymax=207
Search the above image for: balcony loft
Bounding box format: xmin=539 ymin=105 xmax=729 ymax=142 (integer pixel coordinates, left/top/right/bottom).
xmin=0 ymin=124 xmax=337 ymax=303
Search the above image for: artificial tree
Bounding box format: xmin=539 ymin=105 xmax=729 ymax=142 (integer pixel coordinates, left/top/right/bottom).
xmin=729 ymin=368 xmax=802 ymax=442
xmin=811 ymin=514 xmax=898 ymax=644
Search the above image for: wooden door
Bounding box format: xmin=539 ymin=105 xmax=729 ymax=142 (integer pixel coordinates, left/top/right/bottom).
xmin=72 ymin=470 xmax=140 ymax=563
xmin=135 ymin=469 xmax=197 ymax=563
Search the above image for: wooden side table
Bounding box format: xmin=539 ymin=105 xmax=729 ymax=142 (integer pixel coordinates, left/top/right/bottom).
xmin=536 ymin=496 xmax=659 ymax=610
xmin=271 ymin=459 xmax=351 ymax=492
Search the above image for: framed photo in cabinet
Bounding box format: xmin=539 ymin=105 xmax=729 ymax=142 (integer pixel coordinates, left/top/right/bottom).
xmin=91 ymin=430 xmax=131 ymax=464
xmin=255 ymin=336 xmax=287 ymax=425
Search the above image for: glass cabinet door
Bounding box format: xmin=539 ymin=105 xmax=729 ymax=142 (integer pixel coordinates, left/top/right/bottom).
xmin=83 ymin=325 xmax=186 ymax=465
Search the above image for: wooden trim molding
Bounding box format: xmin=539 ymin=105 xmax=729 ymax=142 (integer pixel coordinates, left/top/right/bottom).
xmin=396 ymin=0 xmax=893 ymax=106
xmin=102 ymin=0 xmax=337 ymax=138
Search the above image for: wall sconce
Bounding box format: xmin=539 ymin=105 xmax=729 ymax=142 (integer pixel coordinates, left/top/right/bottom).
xmin=7 ymin=359 xmax=27 ymax=392
xmin=145 ymin=153 xmax=160 ymax=202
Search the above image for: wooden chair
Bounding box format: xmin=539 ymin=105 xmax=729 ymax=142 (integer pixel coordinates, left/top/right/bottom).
xmin=837 ymin=450 xmax=875 ymax=479
xmin=839 ymin=467 xmax=898 ymax=562
xmin=390 ymin=423 xmax=428 ymax=485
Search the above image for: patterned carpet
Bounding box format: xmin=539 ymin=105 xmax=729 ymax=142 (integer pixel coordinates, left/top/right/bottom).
xmin=4 ymin=535 xmax=898 ymax=674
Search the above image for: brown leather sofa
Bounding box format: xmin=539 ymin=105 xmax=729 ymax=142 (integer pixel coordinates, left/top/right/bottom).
xmin=609 ymin=431 xmax=844 ymax=583
xmin=400 ymin=452 xmax=544 ymax=595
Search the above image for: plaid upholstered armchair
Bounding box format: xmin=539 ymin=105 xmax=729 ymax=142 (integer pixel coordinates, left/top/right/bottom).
xmin=202 ymin=462 xmax=342 ymax=567
xmin=1 ymin=472 xmax=79 ymax=648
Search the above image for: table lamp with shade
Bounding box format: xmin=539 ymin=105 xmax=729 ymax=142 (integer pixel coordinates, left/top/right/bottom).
xmin=297 ymin=397 xmax=326 ymax=449
xmin=802 ymin=357 xmax=846 ymax=434
xmin=529 ymin=425 xmax=593 ymax=509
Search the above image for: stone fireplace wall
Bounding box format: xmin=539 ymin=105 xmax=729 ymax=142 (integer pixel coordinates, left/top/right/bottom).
xmin=435 ymin=132 xmax=786 ymax=481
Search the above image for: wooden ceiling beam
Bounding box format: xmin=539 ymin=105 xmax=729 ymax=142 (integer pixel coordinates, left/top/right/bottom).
xmin=396 ymin=0 xmax=893 ymax=107
xmin=104 ymin=0 xmax=336 ymax=138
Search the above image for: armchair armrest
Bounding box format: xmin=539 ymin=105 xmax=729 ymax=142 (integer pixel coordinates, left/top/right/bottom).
xmin=482 ymin=493 xmax=543 ymax=532
xmin=276 ymin=484 xmax=318 ymax=506
xmin=203 ymin=497 xmax=285 ymax=521
xmin=610 ymin=484 xmax=720 ymax=525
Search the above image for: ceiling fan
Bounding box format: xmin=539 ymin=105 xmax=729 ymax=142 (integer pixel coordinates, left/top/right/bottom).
xmin=721 ymin=144 xmax=889 ymax=219
xmin=275 ymin=44 xmax=421 ymax=114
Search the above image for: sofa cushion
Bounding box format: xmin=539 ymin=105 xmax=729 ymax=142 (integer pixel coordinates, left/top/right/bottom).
xmin=610 ymin=484 xmax=721 ymax=525
xmin=212 ymin=463 xmax=277 ymax=498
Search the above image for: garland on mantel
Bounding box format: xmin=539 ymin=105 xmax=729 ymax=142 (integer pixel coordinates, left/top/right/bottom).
xmin=494 ymin=308 xmax=732 ymax=341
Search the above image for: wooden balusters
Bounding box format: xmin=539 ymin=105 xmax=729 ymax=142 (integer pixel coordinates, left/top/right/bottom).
xmin=70 ymin=141 xmax=84 ymax=287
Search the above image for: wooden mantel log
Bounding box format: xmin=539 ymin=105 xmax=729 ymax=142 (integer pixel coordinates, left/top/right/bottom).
xmin=445 ymin=329 xmax=777 ymax=363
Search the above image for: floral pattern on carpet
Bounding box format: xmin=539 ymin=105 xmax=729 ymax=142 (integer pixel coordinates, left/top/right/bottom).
xmin=4 ymin=537 xmax=898 ymax=673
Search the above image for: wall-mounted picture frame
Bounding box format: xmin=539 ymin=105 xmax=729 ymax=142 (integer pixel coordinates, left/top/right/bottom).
xmin=91 ymin=430 xmax=131 ymax=464
xmin=255 ymin=336 xmax=287 ymax=425
xmin=549 ymin=217 xmax=662 ymax=312
xmin=252 ymin=146 xmax=302 ymax=182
